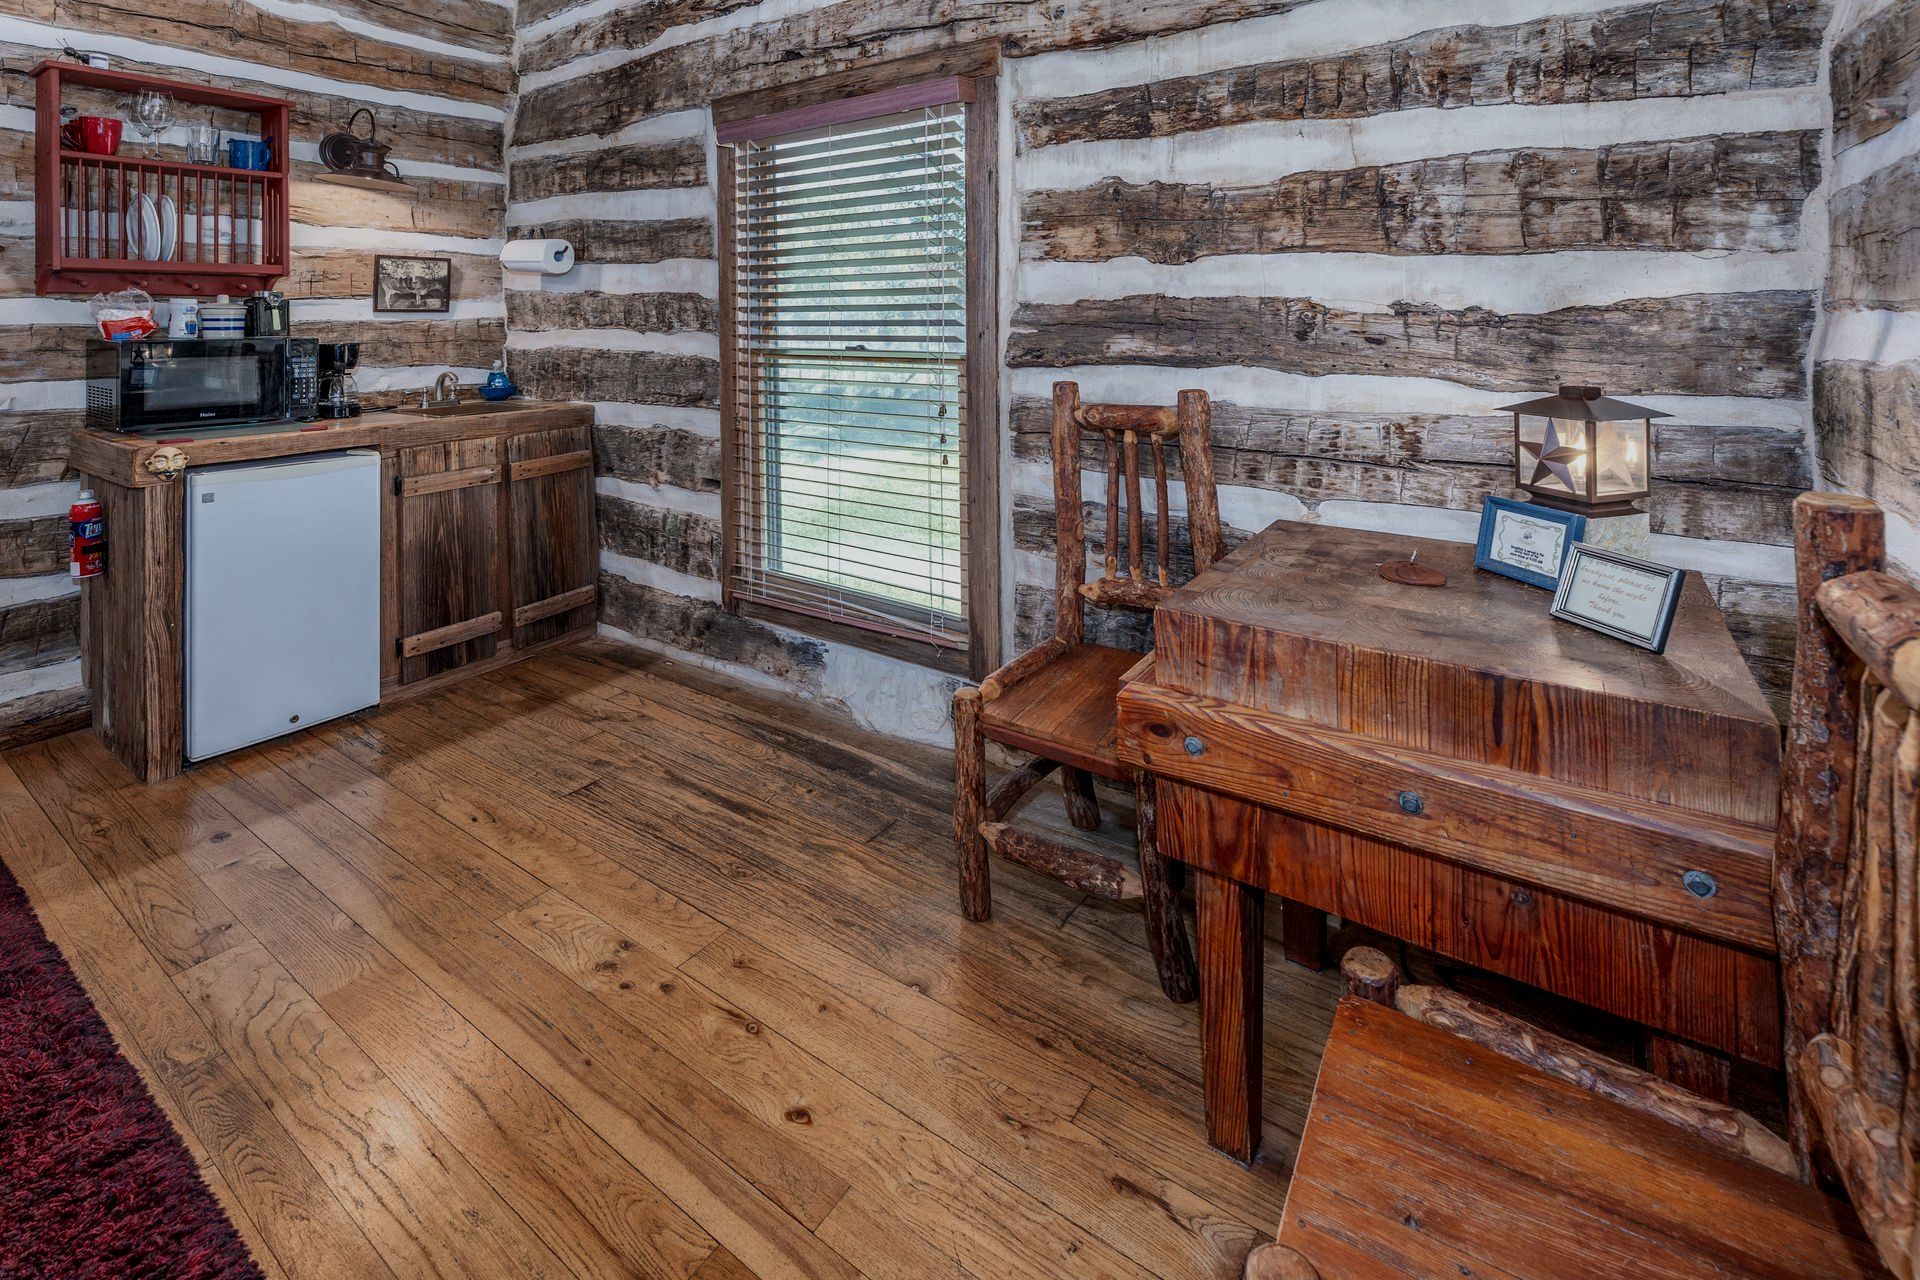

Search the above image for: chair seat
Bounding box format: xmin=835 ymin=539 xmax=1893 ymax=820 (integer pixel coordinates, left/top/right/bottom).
xmin=979 ymin=642 xmax=1141 ymax=780
xmin=1278 ymin=1000 xmax=1882 ymax=1280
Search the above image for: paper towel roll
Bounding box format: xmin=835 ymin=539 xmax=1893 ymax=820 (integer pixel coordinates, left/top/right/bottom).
xmin=500 ymin=238 xmax=575 ymax=275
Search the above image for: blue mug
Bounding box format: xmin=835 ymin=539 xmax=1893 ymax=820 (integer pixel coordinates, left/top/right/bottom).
xmin=227 ymin=137 xmax=271 ymax=171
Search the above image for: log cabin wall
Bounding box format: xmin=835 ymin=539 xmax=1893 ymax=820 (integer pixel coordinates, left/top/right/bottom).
xmin=1814 ymin=0 xmax=1920 ymax=565
xmin=509 ymin=0 xmax=1836 ymax=740
xmin=0 ymin=0 xmax=513 ymax=744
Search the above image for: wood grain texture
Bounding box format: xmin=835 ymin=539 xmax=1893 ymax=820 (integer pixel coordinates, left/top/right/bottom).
xmin=598 ymin=571 xmax=826 ymax=679
xmin=508 ymin=426 xmax=598 ymax=648
xmin=599 ymin=494 xmax=723 ymax=580
xmin=507 ymin=218 xmax=714 ymax=264
xmin=1832 ymin=0 xmax=1920 ymax=151
xmin=1008 ymin=291 xmax=1813 ymax=398
xmin=508 ymin=348 xmax=720 ymax=407
xmin=1274 ymin=999 xmax=1881 ymax=1280
xmin=513 ymin=0 xmax=1322 ymax=145
xmin=1827 ymin=154 xmax=1920 ymax=311
xmin=1016 ymin=0 xmax=1827 ymax=147
xmin=594 ymin=423 xmax=722 ymax=492
xmin=396 ymin=437 xmax=503 ymax=683
xmin=1816 ymin=361 xmax=1920 ymax=530
xmin=1196 ymin=867 xmax=1263 ymax=1164
xmin=509 ymin=138 xmax=707 ymax=201
xmin=507 ymin=289 xmax=716 ymax=335
xmin=1023 ymin=133 xmax=1821 ymax=262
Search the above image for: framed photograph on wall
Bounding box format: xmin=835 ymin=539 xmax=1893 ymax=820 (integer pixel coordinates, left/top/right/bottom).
xmin=1473 ymin=495 xmax=1586 ymax=590
xmin=1550 ymin=544 xmax=1685 ymax=654
xmin=372 ymin=255 xmax=452 ymax=313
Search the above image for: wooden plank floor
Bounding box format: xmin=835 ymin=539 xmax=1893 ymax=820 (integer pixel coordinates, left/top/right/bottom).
xmin=0 ymin=638 xmax=1349 ymax=1280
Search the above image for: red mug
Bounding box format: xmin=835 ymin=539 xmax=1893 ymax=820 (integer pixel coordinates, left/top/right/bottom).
xmin=62 ymin=115 xmax=122 ymax=155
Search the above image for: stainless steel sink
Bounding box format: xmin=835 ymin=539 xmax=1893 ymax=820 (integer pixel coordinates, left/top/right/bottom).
xmin=397 ymin=400 xmax=527 ymax=417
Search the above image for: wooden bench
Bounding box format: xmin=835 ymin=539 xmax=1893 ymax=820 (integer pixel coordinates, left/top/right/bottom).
xmin=1247 ymin=492 xmax=1914 ymax=1280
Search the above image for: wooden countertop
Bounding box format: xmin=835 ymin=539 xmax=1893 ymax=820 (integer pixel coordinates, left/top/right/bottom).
xmin=70 ymin=402 xmax=595 ymax=487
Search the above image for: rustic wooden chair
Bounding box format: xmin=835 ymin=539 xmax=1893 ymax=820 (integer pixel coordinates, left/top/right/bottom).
xmin=1245 ymin=491 xmax=1912 ymax=1280
xmin=953 ymin=381 xmax=1222 ymax=1003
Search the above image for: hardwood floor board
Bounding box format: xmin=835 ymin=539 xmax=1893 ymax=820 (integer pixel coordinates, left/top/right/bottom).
xmin=13 ymin=733 xmax=248 ymax=972
xmin=499 ymin=891 xmax=1166 ymax=1280
xmin=1 ymin=640 xmax=1351 ymax=1279
xmin=0 ymin=758 xmax=395 ymax=1280
xmin=679 ymin=926 xmax=1266 ymax=1276
xmin=269 ymin=728 xmax=722 ymax=966
xmin=196 ymin=742 xmax=862 ymax=1280
xmin=173 ymin=941 xmax=576 ymax=1280
xmin=179 ymin=761 xmax=722 ymax=1280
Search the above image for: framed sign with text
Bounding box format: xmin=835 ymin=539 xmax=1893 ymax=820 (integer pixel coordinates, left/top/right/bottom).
xmin=1550 ymin=544 xmax=1685 ymax=653
xmin=1473 ymin=495 xmax=1586 ymax=590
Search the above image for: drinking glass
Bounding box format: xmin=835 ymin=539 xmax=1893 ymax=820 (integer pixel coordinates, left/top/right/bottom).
xmin=184 ymin=120 xmax=220 ymax=166
xmin=130 ymin=89 xmax=176 ymax=158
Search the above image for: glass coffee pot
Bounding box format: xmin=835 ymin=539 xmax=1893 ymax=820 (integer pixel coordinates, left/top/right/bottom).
xmin=321 ymin=369 xmax=361 ymax=419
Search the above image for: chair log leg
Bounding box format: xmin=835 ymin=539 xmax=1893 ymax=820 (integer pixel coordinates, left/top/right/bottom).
xmin=1137 ymin=771 xmax=1197 ymax=1003
xmin=954 ymin=688 xmax=991 ymax=922
xmin=1061 ymin=766 xmax=1101 ymax=830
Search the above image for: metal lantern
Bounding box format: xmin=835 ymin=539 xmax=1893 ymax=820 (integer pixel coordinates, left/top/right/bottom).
xmin=1498 ymin=384 xmax=1668 ymax=516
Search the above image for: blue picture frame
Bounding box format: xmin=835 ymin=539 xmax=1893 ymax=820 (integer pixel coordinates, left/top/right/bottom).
xmin=1473 ymin=496 xmax=1586 ymax=590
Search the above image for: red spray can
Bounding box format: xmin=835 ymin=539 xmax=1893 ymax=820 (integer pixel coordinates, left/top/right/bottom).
xmin=69 ymin=490 xmax=104 ymax=579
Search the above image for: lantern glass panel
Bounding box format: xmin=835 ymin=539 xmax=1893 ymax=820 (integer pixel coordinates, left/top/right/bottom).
xmin=1593 ymin=418 xmax=1649 ymax=500
xmin=1515 ymin=414 xmax=1591 ymax=501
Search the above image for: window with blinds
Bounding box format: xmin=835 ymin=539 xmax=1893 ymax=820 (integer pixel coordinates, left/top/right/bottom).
xmin=723 ymin=98 xmax=971 ymax=651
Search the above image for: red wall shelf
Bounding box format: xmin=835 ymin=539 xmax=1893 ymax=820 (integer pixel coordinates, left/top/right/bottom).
xmin=32 ymin=60 xmax=292 ymax=297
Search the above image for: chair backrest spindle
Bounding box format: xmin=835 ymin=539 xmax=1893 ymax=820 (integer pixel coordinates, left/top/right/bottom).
xmin=1048 ymin=381 xmax=1222 ymax=640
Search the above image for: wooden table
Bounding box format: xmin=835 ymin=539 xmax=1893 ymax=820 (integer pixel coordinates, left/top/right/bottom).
xmin=1115 ymin=521 xmax=1781 ymax=1162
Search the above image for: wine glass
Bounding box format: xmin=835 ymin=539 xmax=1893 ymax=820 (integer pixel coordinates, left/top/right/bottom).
xmin=129 ymin=89 xmax=175 ymax=159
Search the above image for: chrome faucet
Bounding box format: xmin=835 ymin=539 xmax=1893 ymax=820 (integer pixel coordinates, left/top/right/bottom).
xmin=427 ymin=371 xmax=461 ymax=407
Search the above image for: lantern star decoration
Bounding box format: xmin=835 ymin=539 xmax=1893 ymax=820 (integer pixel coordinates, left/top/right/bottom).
xmin=1528 ymin=418 xmax=1588 ymax=493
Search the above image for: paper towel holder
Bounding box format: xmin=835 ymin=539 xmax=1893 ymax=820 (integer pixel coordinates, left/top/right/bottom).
xmin=500 ymin=238 xmax=576 ymax=276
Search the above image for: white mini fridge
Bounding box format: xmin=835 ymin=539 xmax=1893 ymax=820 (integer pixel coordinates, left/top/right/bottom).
xmin=185 ymin=449 xmax=382 ymax=762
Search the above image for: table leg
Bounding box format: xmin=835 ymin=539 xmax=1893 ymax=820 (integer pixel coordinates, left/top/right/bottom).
xmin=1196 ymin=867 xmax=1263 ymax=1162
xmin=1280 ymin=899 xmax=1327 ymax=971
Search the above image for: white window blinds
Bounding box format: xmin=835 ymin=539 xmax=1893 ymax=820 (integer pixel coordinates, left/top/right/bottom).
xmin=725 ymin=101 xmax=970 ymax=648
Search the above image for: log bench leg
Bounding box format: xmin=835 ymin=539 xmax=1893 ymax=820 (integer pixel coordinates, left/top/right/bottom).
xmin=1280 ymin=899 xmax=1327 ymax=971
xmin=954 ymin=688 xmax=990 ymax=922
xmin=1645 ymin=1032 xmax=1733 ymax=1104
xmin=1061 ymin=766 xmax=1101 ymax=830
xmin=1197 ymin=867 xmax=1264 ymax=1162
xmin=1136 ymin=772 xmax=1197 ymax=1003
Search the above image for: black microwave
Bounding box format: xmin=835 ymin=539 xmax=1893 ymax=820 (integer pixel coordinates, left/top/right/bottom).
xmin=85 ymin=338 xmax=318 ymax=434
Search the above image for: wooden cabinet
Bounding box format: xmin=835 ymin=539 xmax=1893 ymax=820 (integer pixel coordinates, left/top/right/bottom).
xmin=70 ymin=403 xmax=598 ymax=781
xmin=506 ymin=425 xmax=596 ymax=649
xmin=394 ymin=436 xmax=505 ymax=685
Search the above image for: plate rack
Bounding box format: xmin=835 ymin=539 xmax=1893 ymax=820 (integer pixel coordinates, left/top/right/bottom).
xmin=32 ymin=60 xmax=291 ymax=297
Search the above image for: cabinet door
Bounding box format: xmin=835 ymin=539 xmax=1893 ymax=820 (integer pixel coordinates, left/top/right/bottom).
xmin=507 ymin=425 xmax=597 ymax=648
xmin=395 ymin=436 xmax=504 ymax=684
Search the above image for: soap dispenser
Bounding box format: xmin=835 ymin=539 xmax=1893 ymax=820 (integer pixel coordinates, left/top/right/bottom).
xmin=482 ymin=359 xmax=517 ymax=402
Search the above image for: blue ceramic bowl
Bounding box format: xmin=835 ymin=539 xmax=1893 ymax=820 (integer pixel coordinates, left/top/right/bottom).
xmin=480 ymin=382 xmax=517 ymax=402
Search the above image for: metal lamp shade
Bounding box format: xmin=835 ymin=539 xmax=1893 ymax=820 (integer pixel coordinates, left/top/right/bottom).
xmin=1500 ymin=384 xmax=1667 ymax=515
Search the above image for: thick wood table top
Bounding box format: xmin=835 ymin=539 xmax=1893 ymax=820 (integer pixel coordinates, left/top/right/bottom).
xmin=1277 ymin=999 xmax=1880 ymax=1279
xmin=69 ymin=402 xmax=594 ymax=488
xmin=1150 ymin=521 xmax=1780 ymax=827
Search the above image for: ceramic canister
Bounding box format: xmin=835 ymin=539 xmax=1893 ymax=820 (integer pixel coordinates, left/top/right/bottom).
xmin=198 ymin=295 xmax=246 ymax=337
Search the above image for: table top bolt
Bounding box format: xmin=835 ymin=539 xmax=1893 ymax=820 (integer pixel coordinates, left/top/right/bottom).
xmin=1398 ymin=790 xmax=1424 ymax=816
xmin=1183 ymin=735 xmax=1205 ymax=756
xmin=1682 ymin=870 xmax=1717 ymax=899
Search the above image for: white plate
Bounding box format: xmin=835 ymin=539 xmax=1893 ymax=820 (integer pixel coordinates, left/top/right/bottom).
xmin=138 ymin=194 xmax=162 ymax=262
xmin=157 ymin=195 xmax=177 ymax=261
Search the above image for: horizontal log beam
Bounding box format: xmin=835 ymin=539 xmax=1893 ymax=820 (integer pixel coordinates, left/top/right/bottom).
xmin=0 ymin=595 xmax=78 ymax=677
xmin=1827 ymin=155 xmax=1920 ymax=310
xmin=594 ymin=424 xmax=722 ymax=493
xmin=507 ymin=219 xmax=713 ymax=265
xmin=1816 ymin=360 xmax=1920 ymax=529
xmin=506 ymin=290 xmax=716 ymax=335
xmin=597 ymin=494 xmax=722 ymax=580
xmin=282 ymin=252 xmax=501 ymax=303
xmin=1017 ymin=0 xmax=1825 ymax=149
xmin=598 ymin=570 xmax=826 ymax=680
xmin=0 ymin=412 xmax=80 ymax=488
xmin=514 ymin=0 xmax=1321 ymax=145
xmin=1007 ymin=291 xmax=1813 ymax=399
xmin=979 ymin=821 xmax=1142 ymax=900
xmin=511 ymin=350 xmax=719 ymax=408
xmin=509 ymin=138 xmax=708 ymax=202
xmin=1832 ymin=0 xmax=1920 ymax=152
xmin=1023 ymin=133 xmax=1820 ymax=262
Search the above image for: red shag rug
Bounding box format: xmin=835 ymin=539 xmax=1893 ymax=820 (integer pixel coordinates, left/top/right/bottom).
xmin=0 ymin=855 xmax=265 ymax=1280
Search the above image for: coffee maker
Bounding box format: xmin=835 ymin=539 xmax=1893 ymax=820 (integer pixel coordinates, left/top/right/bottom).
xmin=316 ymin=341 xmax=361 ymax=418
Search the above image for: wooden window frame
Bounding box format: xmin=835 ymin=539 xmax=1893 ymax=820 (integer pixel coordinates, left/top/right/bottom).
xmin=714 ymin=43 xmax=1002 ymax=681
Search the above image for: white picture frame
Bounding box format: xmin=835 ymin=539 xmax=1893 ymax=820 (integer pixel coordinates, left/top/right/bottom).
xmin=1550 ymin=543 xmax=1685 ymax=653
